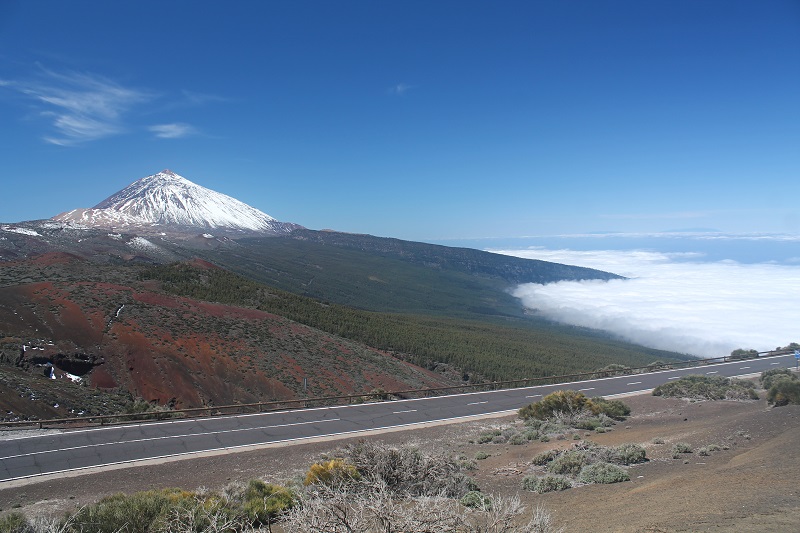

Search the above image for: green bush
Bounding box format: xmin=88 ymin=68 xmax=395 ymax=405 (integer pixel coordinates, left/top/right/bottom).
xmin=653 ymin=375 xmax=758 ymax=401
xmin=523 ymin=429 xmax=540 ymax=441
xmin=508 ymin=434 xmax=525 ymax=445
xmin=577 ymin=462 xmax=630 ymax=484
xmin=767 ymin=379 xmax=800 ymax=406
xmin=672 ymin=442 xmax=692 ymax=454
xmin=476 ymin=433 xmax=495 ymax=444
xmin=575 ymin=418 xmax=602 ymax=430
xmin=613 ymin=443 xmax=647 ymax=465
xmin=0 ymin=512 xmax=32 ymax=533
xmin=65 ymin=489 xmax=175 ymax=533
xmin=760 ymin=368 xmax=796 ymax=390
xmin=460 ymin=459 xmax=478 ymax=471
xmin=460 ymin=491 xmax=491 ymax=509
xmin=475 ymin=451 xmax=490 ymax=460
xmin=241 ymin=479 xmax=295 ymax=526
xmin=547 ymin=450 xmax=589 ymax=476
xmin=521 ymin=474 xmax=573 ymax=493
xmin=304 ymin=458 xmax=360 ymax=486
xmin=519 ymin=390 xmax=597 ymax=421
xmin=531 ymin=449 xmax=558 ymax=466
xmin=729 ymin=348 xmax=758 ymax=360
xmin=591 ymin=397 xmax=632 ymax=420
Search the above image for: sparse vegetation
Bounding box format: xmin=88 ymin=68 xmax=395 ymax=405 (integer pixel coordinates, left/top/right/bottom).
xmin=304 ymin=458 xmax=360 ymax=486
xmin=521 ymin=474 xmax=573 ymax=493
xmin=590 ymin=397 xmax=632 ymax=420
xmin=0 ymin=512 xmax=30 ymax=533
xmin=760 ymin=368 xmax=796 ymax=390
xmin=513 ymin=391 xmax=630 ymax=443
xmin=343 ymin=440 xmax=476 ymax=498
xmin=0 ymin=438 xmax=573 ymax=533
xmin=518 ymin=390 xmax=596 ymax=421
xmin=766 ymin=379 xmax=800 ymax=406
xmin=139 ymin=262 xmax=690 ymax=384
xmin=460 ymin=490 xmax=492 ymax=509
xmin=518 ymin=391 xmax=632 ymax=424
xmin=470 ymin=393 xmax=630 ymax=452
xmin=672 ymin=442 xmax=693 ymax=455
xmin=521 ymin=441 xmax=646 ymax=493
xmin=577 ymin=462 xmax=630 ymax=484
xmin=729 ymin=348 xmax=758 ymax=360
xmin=761 ymin=368 xmax=800 ymax=406
xmin=652 ymin=375 xmax=759 ymax=401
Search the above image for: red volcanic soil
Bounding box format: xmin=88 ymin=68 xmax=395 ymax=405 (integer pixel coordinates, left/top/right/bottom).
xmin=0 ymin=255 xmax=455 ymax=417
xmin=186 ymin=258 xmax=223 ymax=270
xmin=28 ymin=252 xmax=85 ymax=266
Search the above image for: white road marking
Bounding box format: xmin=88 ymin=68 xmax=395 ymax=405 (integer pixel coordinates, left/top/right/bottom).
xmin=525 ymin=394 xmax=542 ymax=399
xmin=467 ymin=401 xmax=488 ymax=406
xmin=0 ymin=418 xmax=341 ymax=461
xmin=391 ymin=409 xmax=417 ymax=414
xmin=706 ymin=371 xmax=718 ymax=374
xmin=771 ymin=362 xmax=780 ymax=365
xmin=668 ymin=377 xmax=680 ymax=380
xmin=579 ymin=387 xmax=595 ymax=391
xmin=739 ymin=366 xmax=750 ymax=370
xmin=627 ymin=382 xmax=642 ymax=385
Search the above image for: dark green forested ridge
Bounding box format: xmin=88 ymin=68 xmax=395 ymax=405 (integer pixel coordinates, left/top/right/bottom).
xmin=140 ymin=262 xmax=691 ymax=383
xmin=193 ymin=231 xmax=621 ymax=319
xmin=285 ymin=229 xmax=621 ymax=284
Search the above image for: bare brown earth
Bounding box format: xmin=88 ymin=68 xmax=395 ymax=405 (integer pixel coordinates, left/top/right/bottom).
xmin=1 ymin=393 xmax=798 ymax=532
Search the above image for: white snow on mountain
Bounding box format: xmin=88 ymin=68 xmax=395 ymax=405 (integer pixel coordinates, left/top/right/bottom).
xmin=1 ymin=225 xmax=42 ymax=237
xmin=52 ymin=169 xmax=299 ymax=234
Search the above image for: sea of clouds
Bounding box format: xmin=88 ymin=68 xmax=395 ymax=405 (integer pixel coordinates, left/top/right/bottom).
xmin=492 ymin=244 xmax=800 ymax=357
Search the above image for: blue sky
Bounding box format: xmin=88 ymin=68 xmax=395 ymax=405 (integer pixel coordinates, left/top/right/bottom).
xmin=1 ymin=0 xmax=799 ymax=241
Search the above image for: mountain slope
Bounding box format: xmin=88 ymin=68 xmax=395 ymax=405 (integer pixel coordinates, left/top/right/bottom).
xmin=195 ymin=229 xmax=621 ymax=318
xmin=0 ymin=253 xmax=454 ymax=419
xmin=52 ymin=170 xmax=301 ymax=235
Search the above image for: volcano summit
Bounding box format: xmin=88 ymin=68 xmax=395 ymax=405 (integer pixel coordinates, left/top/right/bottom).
xmin=53 ymin=170 xmax=301 ymax=236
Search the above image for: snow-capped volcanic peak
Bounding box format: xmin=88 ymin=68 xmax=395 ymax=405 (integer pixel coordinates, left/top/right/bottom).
xmin=53 ymin=170 xmax=299 ymax=234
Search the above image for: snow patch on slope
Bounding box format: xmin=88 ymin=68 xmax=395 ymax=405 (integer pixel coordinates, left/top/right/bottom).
xmin=1 ymin=225 xmax=41 ymax=237
xmin=127 ymin=237 xmax=159 ymax=250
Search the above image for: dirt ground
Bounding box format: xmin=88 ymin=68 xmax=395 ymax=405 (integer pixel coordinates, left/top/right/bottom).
xmin=1 ymin=393 xmax=798 ymax=532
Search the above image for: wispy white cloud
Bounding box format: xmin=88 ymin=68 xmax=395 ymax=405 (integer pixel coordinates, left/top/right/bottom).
xmin=493 ymin=247 xmax=800 ymax=357
xmin=3 ymin=68 xmax=154 ymax=145
xmin=148 ymin=122 xmax=197 ymax=139
xmin=388 ymin=83 xmax=414 ymax=96
xmin=1 ymin=68 xmax=220 ymax=145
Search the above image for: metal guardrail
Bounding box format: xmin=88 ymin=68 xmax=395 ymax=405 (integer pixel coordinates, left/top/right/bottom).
xmin=1 ymin=349 xmax=793 ymax=430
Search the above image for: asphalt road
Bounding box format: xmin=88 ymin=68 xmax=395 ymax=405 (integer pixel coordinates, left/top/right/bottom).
xmin=1 ymin=352 xmax=796 ymax=483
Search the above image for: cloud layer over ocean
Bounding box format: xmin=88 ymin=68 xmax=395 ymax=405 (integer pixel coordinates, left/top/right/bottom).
xmin=493 ymin=247 xmax=800 ymax=357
